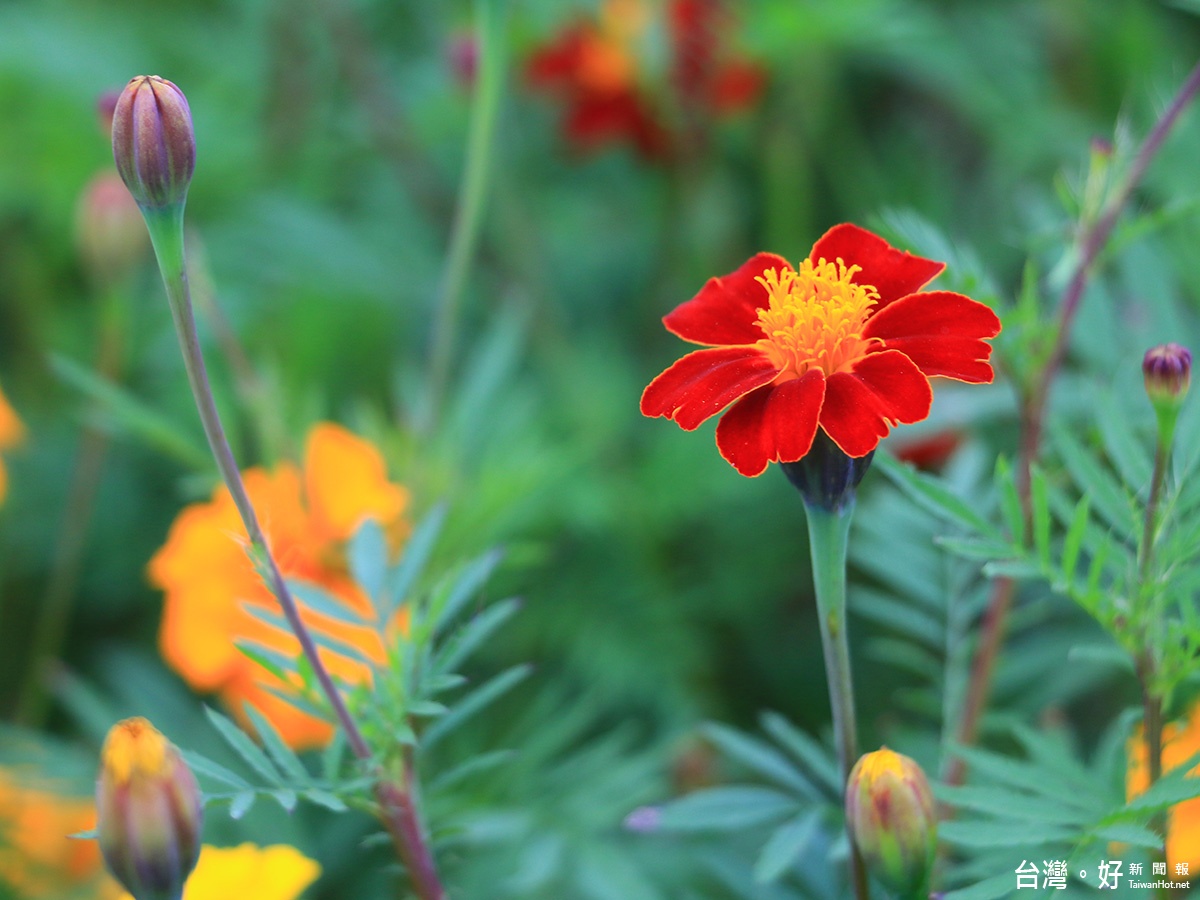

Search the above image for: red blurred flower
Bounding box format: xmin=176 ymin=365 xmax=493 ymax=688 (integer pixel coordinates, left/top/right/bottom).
xmin=641 ymin=224 xmax=1001 ymax=476
xmin=525 ymin=0 xmax=764 ymax=159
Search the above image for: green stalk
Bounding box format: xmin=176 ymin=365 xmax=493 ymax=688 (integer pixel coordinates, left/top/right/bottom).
xmin=142 ymin=207 xmax=446 ymax=900
xmin=425 ymin=0 xmax=504 ymax=425
xmin=803 ymin=502 xmax=871 ymax=900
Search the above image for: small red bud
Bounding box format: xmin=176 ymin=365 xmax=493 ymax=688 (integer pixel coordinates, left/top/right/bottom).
xmin=111 ymin=76 xmax=196 ymax=211
xmin=1143 ymin=343 xmax=1192 ymax=404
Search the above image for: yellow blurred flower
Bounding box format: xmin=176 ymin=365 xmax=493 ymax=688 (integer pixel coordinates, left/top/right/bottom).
xmin=0 ymin=383 xmax=24 ymax=506
xmin=114 ymin=844 xmax=321 ymax=900
xmin=1128 ymin=700 xmax=1200 ymax=871
xmin=0 ymin=768 xmax=112 ymax=898
xmin=148 ymin=422 xmax=410 ymax=748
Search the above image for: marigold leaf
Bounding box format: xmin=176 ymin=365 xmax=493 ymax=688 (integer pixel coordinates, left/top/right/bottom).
xmin=994 ymin=456 xmax=1025 ymax=546
xmin=753 ymin=810 xmax=821 ymax=883
xmin=431 ymin=596 xmax=521 ymax=678
xmin=349 ymin=519 xmax=388 ymax=609
xmin=428 ymin=749 xmax=516 ymax=793
xmin=938 ymin=819 xmax=1076 ymax=847
xmin=179 ymin=750 xmax=251 ymax=791
xmin=1090 ymin=821 xmax=1162 ymax=849
xmin=758 ymin=712 xmax=840 ymax=798
xmin=655 ymin=786 xmax=797 ymax=833
xmin=203 ymin=706 xmax=282 ymax=786
xmin=288 ymin=579 xmax=371 ymax=628
xmin=302 ymin=788 xmax=349 ymax=812
xmin=242 ymin=704 xmax=311 ymax=785
xmin=228 ymin=790 xmax=256 ymax=820
xmin=271 ymin=788 xmax=298 ymax=813
xmin=421 ymin=664 xmax=532 ymax=750
xmin=430 ymin=549 xmax=504 ymax=638
xmin=233 ymin=639 xmax=296 ymax=681
xmin=1052 ymin=426 xmax=1137 ymax=539
xmin=1030 ymin=465 xmax=1051 ymax=567
xmin=382 ymin=503 xmax=447 ymax=622
xmin=700 ymin=722 xmax=819 ymax=800
xmin=875 ymin=451 xmax=997 ymax=538
xmin=1061 ymin=495 xmax=1091 ymax=586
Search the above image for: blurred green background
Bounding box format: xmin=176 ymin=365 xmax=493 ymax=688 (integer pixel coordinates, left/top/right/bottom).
xmin=3 ymin=0 xmax=1200 ymax=896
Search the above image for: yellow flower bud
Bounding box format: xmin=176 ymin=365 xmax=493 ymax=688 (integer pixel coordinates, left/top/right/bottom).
xmin=845 ymin=747 xmax=937 ymax=897
xmin=96 ymin=717 xmax=202 ymax=900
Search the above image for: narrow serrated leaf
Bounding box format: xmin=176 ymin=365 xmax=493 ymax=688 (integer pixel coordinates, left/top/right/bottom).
xmin=432 ymin=596 xmax=521 ymax=677
xmin=431 ymin=550 xmax=503 ymax=636
xmin=203 ymin=706 xmax=282 ymax=786
xmin=422 ymin=664 xmax=532 ymax=750
xmin=1030 ymin=465 xmax=1051 ymax=567
xmin=701 ymin=722 xmax=819 ymax=799
xmin=383 ymin=504 xmax=447 ymax=620
xmin=876 ymin=452 xmax=997 ymax=537
xmin=227 ymin=791 xmax=256 ymax=819
xmin=759 ymin=712 xmax=840 ymax=797
xmin=243 ymin=704 xmax=310 ymax=784
xmin=1061 ymin=495 xmax=1090 ymax=584
xmin=271 ymin=788 xmax=298 ymax=813
xmin=303 ymin=788 xmax=349 ymax=812
xmin=428 ymin=749 xmax=516 ymax=793
xmin=655 ymin=786 xmax=797 ymax=833
xmin=180 ymin=751 xmax=251 ymax=791
xmin=349 ymin=520 xmax=388 ymax=609
xmin=753 ymin=811 xmax=820 ymax=883
xmin=288 ymin=580 xmax=370 ymax=628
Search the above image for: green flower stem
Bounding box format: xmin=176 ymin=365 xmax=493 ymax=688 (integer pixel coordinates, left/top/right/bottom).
xmin=425 ymin=0 xmax=503 ymax=425
xmin=1138 ymin=430 xmax=1172 ymax=878
xmin=143 ymin=208 xmax=446 ymax=900
xmin=803 ymin=502 xmax=871 ymax=900
xmin=951 ymin=56 xmax=1200 ymax=788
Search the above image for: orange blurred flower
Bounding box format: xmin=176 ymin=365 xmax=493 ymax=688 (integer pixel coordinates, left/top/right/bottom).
xmin=526 ymin=0 xmax=764 ymax=159
xmin=0 ymin=383 xmax=23 ymax=506
xmin=148 ymin=423 xmax=410 ymax=749
xmin=1128 ymin=701 xmax=1200 ymax=871
xmin=0 ymin=769 xmax=118 ymax=898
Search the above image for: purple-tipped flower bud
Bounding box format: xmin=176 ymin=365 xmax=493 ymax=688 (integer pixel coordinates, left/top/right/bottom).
xmin=96 ymin=717 xmax=202 ymax=900
xmin=1144 ymin=343 xmax=1192 ymax=405
xmin=111 ymin=76 xmax=195 ymax=211
xmin=845 ymin=748 xmax=936 ymax=897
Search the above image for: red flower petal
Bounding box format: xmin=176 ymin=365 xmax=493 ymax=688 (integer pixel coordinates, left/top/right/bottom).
xmin=715 ymin=370 xmax=826 ymax=476
xmin=809 ymin=224 xmax=945 ymax=310
xmin=864 ymin=290 xmax=1001 ymax=383
xmin=664 ymin=252 xmax=789 ymax=346
xmin=640 ymin=346 xmax=778 ymax=430
xmin=564 ymin=93 xmax=670 ymax=158
xmin=526 ymin=28 xmax=588 ymax=89
xmin=820 ymin=351 xmax=933 ymax=457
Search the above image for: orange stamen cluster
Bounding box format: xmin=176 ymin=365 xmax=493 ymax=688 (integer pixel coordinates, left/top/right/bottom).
xmin=754 ymin=258 xmax=880 ymax=380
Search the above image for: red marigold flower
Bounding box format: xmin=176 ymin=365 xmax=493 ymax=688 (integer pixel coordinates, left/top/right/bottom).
xmin=525 ymin=0 xmax=762 ymax=160
xmin=641 ymin=224 xmax=1001 ymax=476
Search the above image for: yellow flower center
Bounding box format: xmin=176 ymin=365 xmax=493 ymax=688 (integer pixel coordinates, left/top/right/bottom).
xmin=754 ymin=258 xmax=880 ymax=380
xmin=102 ymin=717 xmax=170 ymax=785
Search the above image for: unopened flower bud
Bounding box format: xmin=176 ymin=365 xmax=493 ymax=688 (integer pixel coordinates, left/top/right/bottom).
xmin=111 ymin=76 xmax=195 ymax=211
xmin=76 ymin=172 xmax=148 ymax=287
xmin=96 ymin=717 xmax=202 ymax=900
xmin=845 ymin=747 xmax=936 ymax=897
xmin=1144 ymin=343 xmax=1192 ymax=405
